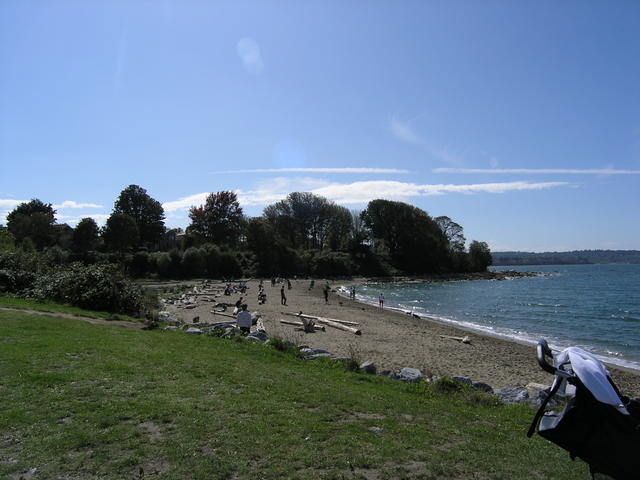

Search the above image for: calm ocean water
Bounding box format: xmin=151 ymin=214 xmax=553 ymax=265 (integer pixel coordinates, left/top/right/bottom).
xmin=348 ymin=264 xmax=640 ymax=371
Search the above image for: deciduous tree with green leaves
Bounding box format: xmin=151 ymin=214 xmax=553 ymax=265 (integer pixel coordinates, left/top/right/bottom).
xmin=469 ymin=240 xmax=492 ymax=272
xmin=72 ymin=217 xmax=100 ymax=253
xmin=6 ymin=199 xmax=57 ymax=250
xmin=102 ymin=213 xmax=139 ymax=252
xmin=113 ymin=185 xmax=165 ymax=246
xmin=187 ymin=191 xmax=244 ymax=247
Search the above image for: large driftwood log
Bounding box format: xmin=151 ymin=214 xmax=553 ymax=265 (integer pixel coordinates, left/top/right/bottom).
xmin=282 ymin=312 xmax=361 ymax=335
xmin=281 ymin=311 xmax=360 ymax=326
xmin=279 ymin=319 xmax=326 ymax=332
xmin=439 ymin=334 xmax=472 ymax=344
xmin=210 ymin=310 xmax=236 ymax=319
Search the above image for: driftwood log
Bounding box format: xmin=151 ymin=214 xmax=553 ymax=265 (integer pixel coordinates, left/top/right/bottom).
xmin=282 ymin=312 xmax=361 ymax=335
xmin=439 ymin=335 xmax=472 ymax=344
xmin=281 ymin=311 xmax=360 ymax=326
xmin=210 ymin=310 xmax=236 ymax=319
xmin=279 ymin=319 xmax=326 ymax=332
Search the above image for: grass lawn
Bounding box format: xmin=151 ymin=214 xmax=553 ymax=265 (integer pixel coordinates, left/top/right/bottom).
xmin=0 ymin=295 xmax=143 ymax=323
xmin=0 ymin=307 xmax=588 ymax=479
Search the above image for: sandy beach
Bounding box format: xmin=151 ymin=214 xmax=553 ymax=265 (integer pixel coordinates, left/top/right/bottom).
xmin=167 ymin=278 xmax=640 ymax=396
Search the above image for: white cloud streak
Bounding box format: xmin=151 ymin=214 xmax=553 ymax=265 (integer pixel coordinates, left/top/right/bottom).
xmin=237 ymin=37 xmax=264 ymax=75
xmin=54 ymin=200 xmax=103 ymax=209
xmin=162 ymin=192 xmax=210 ymax=213
xmin=434 ymin=168 xmax=640 ymax=175
xmin=162 ymin=179 xmax=568 ymax=216
xmin=212 ymin=167 xmax=410 ymax=174
xmin=309 ymin=180 xmax=568 ymax=204
xmin=55 ymin=213 xmax=110 ymax=226
xmin=0 ymin=199 xmax=27 ymax=209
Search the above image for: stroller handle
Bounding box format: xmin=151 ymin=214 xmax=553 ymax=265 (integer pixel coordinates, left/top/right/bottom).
xmin=536 ymin=339 xmax=557 ymax=375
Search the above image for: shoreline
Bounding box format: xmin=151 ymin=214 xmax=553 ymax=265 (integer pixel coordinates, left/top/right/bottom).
xmin=164 ymin=278 xmax=640 ymax=396
xmin=338 ymin=286 xmax=640 ymax=374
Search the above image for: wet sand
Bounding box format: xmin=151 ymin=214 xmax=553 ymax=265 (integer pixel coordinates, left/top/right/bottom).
xmin=168 ymin=279 xmax=640 ymax=395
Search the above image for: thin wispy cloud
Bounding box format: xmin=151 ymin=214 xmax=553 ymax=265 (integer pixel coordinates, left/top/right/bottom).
xmin=212 ymin=167 xmax=410 ymax=174
xmin=389 ymin=116 xmax=423 ymax=145
xmin=237 ymin=37 xmax=264 ymax=75
xmin=434 ymin=168 xmax=640 ymax=175
xmin=389 ymin=115 xmax=465 ymax=165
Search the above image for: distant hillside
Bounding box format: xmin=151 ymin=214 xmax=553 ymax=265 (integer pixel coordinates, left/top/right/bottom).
xmin=492 ymin=250 xmax=640 ymax=266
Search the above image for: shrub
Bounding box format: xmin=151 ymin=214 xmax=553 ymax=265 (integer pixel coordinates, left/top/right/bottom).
xmin=219 ymin=252 xmax=242 ymax=278
xmin=311 ymin=251 xmax=355 ymax=277
xmin=182 ymin=247 xmax=205 ymax=278
xmin=154 ymin=252 xmax=172 ymax=278
xmin=201 ymin=243 xmax=221 ymax=277
xmin=27 ymin=263 xmax=151 ymax=317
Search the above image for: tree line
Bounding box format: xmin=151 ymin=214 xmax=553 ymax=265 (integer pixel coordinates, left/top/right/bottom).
xmin=0 ymin=184 xmax=492 ymax=279
xmin=492 ymin=250 xmax=640 ymax=266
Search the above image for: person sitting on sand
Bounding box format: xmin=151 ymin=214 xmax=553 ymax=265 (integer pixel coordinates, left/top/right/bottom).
xmin=236 ymin=304 xmax=252 ymax=335
xmin=258 ymin=291 xmax=267 ymax=305
xmin=379 ymin=293 xmax=384 ymax=308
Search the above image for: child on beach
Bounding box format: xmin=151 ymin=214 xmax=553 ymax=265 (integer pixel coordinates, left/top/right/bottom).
xmin=379 ymin=293 xmax=384 ymax=308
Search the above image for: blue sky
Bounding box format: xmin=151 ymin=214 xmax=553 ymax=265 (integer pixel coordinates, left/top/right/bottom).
xmin=1 ymin=1 xmax=639 ymax=252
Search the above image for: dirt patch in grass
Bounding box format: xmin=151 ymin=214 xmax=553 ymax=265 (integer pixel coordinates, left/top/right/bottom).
xmin=138 ymin=422 xmax=164 ymax=441
xmin=0 ymin=307 xmax=143 ymax=329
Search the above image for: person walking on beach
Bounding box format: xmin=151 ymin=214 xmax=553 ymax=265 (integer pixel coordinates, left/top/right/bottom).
xmin=379 ymin=293 xmax=384 ymax=308
xmin=280 ymin=285 xmax=287 ymax=305
xmin=236 ymin=304 xmax=252 ymax=335
xmin=323 ymin=284 xmax=330 ymax=304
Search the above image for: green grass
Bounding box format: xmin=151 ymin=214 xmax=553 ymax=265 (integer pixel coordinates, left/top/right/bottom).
xmin=0 ymin=306 xmax=589 ymax=479
xmin=0 ymin=294 xmax=143 ymax=323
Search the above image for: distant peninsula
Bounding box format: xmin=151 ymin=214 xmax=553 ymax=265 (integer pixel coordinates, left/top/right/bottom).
xmin=492 ymin=250 xmax=640 ymax=266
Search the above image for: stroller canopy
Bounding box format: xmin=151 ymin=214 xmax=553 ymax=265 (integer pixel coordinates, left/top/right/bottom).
xmin=555 ymin=347 xmax=629 ymax=415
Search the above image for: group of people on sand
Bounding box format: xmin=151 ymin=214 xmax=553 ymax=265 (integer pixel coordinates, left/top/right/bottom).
xmin=224 ymin=282 xmax=247 ymax=296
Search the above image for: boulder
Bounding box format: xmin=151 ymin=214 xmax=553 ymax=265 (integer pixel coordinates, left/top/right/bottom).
xmin=399 ymin=367 xmax=423 ymax=383
xmin=163 ymin=326 xmax=179 ymax=332
xmin=246 ymin=331 xmax=269 ymax=343
xmin=299 ymin=348 xmax=332 ymax=356
xmin=359 ymin=361 xmax=377 ymax=374
xmin=452 ymin=376 xmax=473 ymax=386
xmin=221 ymin=327 xmax=236 ymax=338
xmin=496 ymin=386 xmax=529 ymax=405
xmin=472 ymin=381 xmax=494 ymax=394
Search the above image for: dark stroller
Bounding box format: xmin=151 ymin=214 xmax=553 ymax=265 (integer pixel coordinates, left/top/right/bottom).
xmin=528 ymin=339 xmax=640 ymax=479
